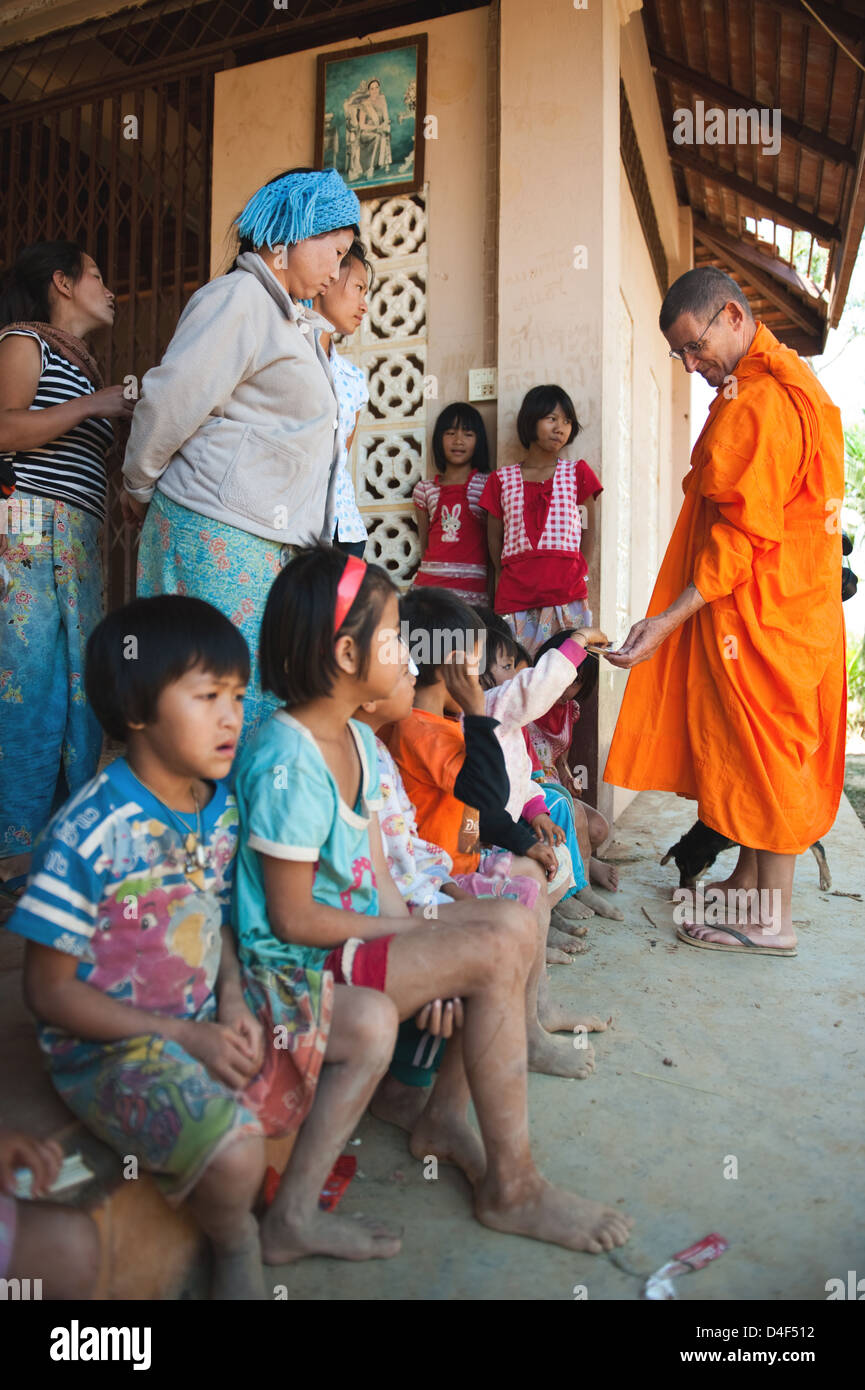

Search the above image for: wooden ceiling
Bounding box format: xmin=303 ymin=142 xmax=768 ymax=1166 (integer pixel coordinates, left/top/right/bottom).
xmin=642 ymin=0 xmax=865 ymax=354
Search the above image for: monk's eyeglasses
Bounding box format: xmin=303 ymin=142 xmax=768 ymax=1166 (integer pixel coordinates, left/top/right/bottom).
xmin=668 ymin=304 xmax=725 ymax=363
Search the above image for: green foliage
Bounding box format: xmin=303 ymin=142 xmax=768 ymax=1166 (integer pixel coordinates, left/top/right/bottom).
xmin=845 ymin=413 xmax=865 ymax=545
xmin=848 ymin=639 xmax=865 ymax=737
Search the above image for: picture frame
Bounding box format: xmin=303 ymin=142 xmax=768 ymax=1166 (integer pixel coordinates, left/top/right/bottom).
xmin=314 ymin=34 xmax=428 ymax=201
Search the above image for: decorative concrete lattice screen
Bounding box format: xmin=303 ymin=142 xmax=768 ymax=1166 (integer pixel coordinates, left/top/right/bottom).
xmin=335 ymin=187 xmax=428 ymax=586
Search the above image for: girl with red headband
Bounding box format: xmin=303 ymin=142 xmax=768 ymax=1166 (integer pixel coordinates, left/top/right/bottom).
xmin=230 ymin=545 xmax=632 ymax=1262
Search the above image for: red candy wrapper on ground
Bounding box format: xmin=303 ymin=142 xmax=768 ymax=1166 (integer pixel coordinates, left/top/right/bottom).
xmin=318 ymin=1154 xmax=358 ymax=1211
xmin=262 ymin=1154 xmax=358 ymax=1213
xmin=644 ymin=1233 xmax=729 ymax=1299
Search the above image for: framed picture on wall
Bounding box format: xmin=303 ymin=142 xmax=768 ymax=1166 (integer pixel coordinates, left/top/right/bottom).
xmin=314 ymin=34 xmax=427 ymax=200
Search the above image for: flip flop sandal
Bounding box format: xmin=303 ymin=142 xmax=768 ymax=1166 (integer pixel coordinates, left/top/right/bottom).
xmin=676 ymin=924 xmax=797 ymax=957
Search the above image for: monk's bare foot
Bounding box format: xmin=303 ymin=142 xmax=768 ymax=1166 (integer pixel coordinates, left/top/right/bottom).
xmin=554 ymin=894 xmax=595 ymax=921
xmin=370 ymin=1074 xmax=429 ymax=1133
xmin=681 ymin=920 xmax=797 ymax=951
xmin=577 ymin=886 xmax=624 ymax=921
xmin=528 ymin=1024 xmax=596 ymax=1079
xmin=260 ymin=1208 xmax=401 ymax=1265
xmin=476 ymin=1173 xmax=633 ymax=1253
xmin=212 ymin=1218 xmax=266 ymax=1300
xmin=548 ymin=924 xmax=586 ymax=954
xmin=590 ymin=857 xmax=619 ymax=891
xmin=409 ymin=1107 xmax=486 ymax=1184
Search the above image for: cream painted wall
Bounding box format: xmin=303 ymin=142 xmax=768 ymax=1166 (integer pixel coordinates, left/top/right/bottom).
xmin=210 ymin=7 xmax=493 ymax=459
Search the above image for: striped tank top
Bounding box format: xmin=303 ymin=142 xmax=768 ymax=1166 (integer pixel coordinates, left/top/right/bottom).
xmin=0 ymin=328 xmax=112 ymax=522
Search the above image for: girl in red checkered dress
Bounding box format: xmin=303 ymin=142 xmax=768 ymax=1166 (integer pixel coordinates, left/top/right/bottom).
xmin=480 ymin=385 xmax=602 ymax=653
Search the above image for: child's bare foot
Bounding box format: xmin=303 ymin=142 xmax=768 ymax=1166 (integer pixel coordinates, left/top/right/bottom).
xmin=408 ymin=1107 xmax=487 ymax=1184
xmin=539 ymin=998 xmax=603 ymax=1034
xmin=551 ymin=911 xmax=589 ymax=940
xmin=554 ymin=895 xmax=595 ymax=921
xmin=546 ymin=945 xmax=574 ymax=965
xmin=547 ymin=925 xmax=586 ymax=954
xmin=527 ymin=1024 xmax=596 ymax=1079
xmin=370 ymin=1074 xmax=429 ymax=1133
xmin=475 ymin=1173 xmax=633 ymax=1253
xmin=576 ymin=886 xmax=624 ymax=920
xmin=211 ymin=1218 xmax=267 ymax=1300
xmin=260 ymin=1209 xmax=401 ymax=1265
xmin=590 ymin=858 xmax=619 ymax=891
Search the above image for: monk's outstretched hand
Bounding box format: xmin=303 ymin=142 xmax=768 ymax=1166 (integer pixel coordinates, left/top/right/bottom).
xmin=604 ymin=616 xmax=669 ymax=668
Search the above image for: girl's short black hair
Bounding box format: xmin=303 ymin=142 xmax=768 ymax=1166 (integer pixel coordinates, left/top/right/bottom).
xmin=260 ymin=544 xmax=395 ymax=706
xmin=431 ymin=402 xmax=490 ymax=474
xmin=399 ymin=587 xmax=488 ymax=688
xmin=533 ymin=627 xmax=598 ymax=703
xmin=517 ymin=384 xmax=581 ymax=449
xmin=85 ymin=595 xmax=250 ymax=742
xmin=472 ymin=605 xmax=511 ymax=638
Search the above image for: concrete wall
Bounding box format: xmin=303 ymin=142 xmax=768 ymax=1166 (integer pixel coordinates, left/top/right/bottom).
xmin=211 ymin=6 xmax=493 ymax=457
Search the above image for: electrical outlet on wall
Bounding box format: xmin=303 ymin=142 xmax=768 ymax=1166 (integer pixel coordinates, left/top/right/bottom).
xmin=468 ymin=368 xmax=497 ymax=401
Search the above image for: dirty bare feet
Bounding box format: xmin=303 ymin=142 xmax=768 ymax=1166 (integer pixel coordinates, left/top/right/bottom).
xmin=539 ymin=996 xmax=602 ymax=1034
xmin=370 ymin=1074 xmax=429 ymax=1133
xmin=546 ymin=945 xmax=575 ymax=965
xmin=576 ymin=886 xmax=624 ymax=921
xmin=409 ymin=1107 xmax=487 ymax=1184
xmin=528 ymin=1022 xmax=596 ymax=1079
xmin=590 ymin=857 xmax=619 ymax=891
xmin=211 ymin=1217 xmax=266 ymax=1300
xmin=547 ymin=924 xmax=586 ymax=954
xmin=551 ymin=911 xmax=590 ymax=940
xmin=260 ymin=1209 xmax=402 ymax=1265
xmin=555 ymin=894 xmax=595 ymax=921
xmin=476 ymin=1173 xmax=633 ymax=1253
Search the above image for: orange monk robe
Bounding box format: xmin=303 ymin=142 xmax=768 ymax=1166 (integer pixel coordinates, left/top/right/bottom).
xmin=604 ymin=322 xmax=846 ymax=854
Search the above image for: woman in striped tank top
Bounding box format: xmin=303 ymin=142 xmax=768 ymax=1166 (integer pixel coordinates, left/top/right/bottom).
xmin=0 ymin=241 xmax=134 ymax=893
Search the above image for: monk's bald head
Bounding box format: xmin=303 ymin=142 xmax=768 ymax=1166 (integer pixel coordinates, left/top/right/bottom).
xmin=660 ymin=268 xmax=756 ymax=389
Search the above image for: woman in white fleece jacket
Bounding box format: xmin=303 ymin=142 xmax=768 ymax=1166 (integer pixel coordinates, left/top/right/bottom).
xmin=121 ymin=168 xmax=361 ymax=741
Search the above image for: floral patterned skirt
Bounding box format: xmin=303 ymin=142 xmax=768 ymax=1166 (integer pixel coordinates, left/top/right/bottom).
xmin=44 ymin=963 xmax=332 ymax=1204
xmin=0 ymin=498 xmax=104 ymax=857
xmin=137 ymin=492 xmax=296 ymax=746
xmin=507 ymin=600 xmax=592 ymax=655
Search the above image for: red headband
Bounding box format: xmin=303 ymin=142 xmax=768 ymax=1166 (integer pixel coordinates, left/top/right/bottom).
xmin=334 ymin=554 xmax=367 ymax=634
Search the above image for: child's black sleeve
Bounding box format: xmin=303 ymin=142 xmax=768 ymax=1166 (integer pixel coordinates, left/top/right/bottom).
xmin=454 ymin=715 xmax=537 ymax=858
xmin=478 ymin=805 xmax=537 ymax=857
xmin=453 ymin=715 xmax=509 ymax=807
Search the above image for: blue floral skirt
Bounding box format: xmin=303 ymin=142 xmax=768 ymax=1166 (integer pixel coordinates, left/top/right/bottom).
xmin=137 ymin=492 xmax=295 ymax=745
xmin=0 ymin=498 xmax=104 ymax=857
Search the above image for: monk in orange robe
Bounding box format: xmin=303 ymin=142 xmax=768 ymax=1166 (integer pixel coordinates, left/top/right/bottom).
xmin=604 ymin=267 xmax=845 ymax=957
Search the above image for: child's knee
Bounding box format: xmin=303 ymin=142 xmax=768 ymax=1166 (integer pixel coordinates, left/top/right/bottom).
xmin=344 ymin=987 xmax=399 ymax=1067
xmin=202 ymin=1134 xmax=266 ymax=1198
xmin=478 ymin=900 xmax=535 ymax=969
xmin=13 ymin=1204 xmax=101 ymax=1300
xmin=590 ymin=809 xmax=610 ymax=845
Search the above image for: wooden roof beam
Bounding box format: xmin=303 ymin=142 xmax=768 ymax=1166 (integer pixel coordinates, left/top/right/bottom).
xmin=667 ymin=144 xmax=843 ymax=242
xmin=693 ymin=215 xmax=825 ymax=338
xmin=756 ymin=0 xmax=865 ymax=46
xmin=649 ymin=49 xmax=858 ymax=167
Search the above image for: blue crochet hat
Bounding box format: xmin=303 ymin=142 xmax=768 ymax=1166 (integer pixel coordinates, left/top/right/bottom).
xmin=235 ymin=168 xmax=361 ymax=249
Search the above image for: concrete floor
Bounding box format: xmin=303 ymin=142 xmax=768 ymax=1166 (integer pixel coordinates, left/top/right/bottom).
xmin=266 ymin=789 xmax=865 ymax=1301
